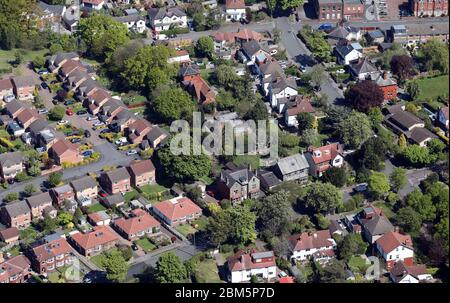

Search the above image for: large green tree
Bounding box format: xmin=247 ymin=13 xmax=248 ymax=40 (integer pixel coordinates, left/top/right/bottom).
xmin=368 ymin=171 xmax=390 ymax=199
xmin=397 ymin=207 xmax=422 ymax=233
xmin=102 ymin=250 xmax=129 ymax=282
xmin=418 ymin=39 xmax=449 ymax=74
xmin=154 ymin=252 xmax=187 ymax=283
xmin=303 ymin=182 xmax=342 ymax=214
xmin=356 ymin=137 xmax=387 ymax=171
xmin=337 ymin=233 xmax=368 ymax=261
xmin=257 ymin=190 xmax=294 ymax=237
xmin=337 ymin=110 xmax=372 ymax=149
xmin=195 ymin=36 xmax=214 ymax=59
xmin=389 ymin=167 xmax=407 ymax=193
xmin=152 ymin=87 xmax=194 ymax=123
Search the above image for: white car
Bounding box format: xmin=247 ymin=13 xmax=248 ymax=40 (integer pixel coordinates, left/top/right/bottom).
xmin=115 ymin=137 xmax=128 ymax=145
xmin=93 ymin=121 xmax=105 ymax=127
xmin=336 ymin=69 xmax=346 ymax=74
xmin=38 ymin=108 xmax=49 ymax=114
xmin=86 ymin=116 xmax=98 ymax=121
xmin=57 ymin=120 xmax=69 ymax=125
xmin=126 ymin=149 xmax=138 ymax=156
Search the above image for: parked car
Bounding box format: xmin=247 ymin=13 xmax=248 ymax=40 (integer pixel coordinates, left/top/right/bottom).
xmin=98 ymin=190 xmax=107 ymax=198
xmin=41 ymin=82 xmax=48 ymax=89
xmin=354 ymin=183 xmax=368 ymax=193
xmin=115 ymin=137 xmax=128 ymax=145
xmin=86 ymin=116 xmax=98 ymax=121
xmin=66 ymin=108 xmax=74 ymax=116
xmin=99 ymin=128 xmax=112 ymax=134
xmin=38 ymin=70 xmax=48 ymax=75
xmin=168 ymin=34 xmax=177 ymax=38
xmin=70 ymin=138 xmax=81 ymax=143
xmin=299 ymin=65 xmax=307 ymax=73
xmin=81 ymin=150 xmax=93 ymax=157
xmin=76 ymin=110 xmax=87 ymax=116
xmin=93 ymin=121 xmax=105 ymax=127
xmin=131 ymin=244 xmax=139 ymax=251
xmin=3 ymin=94 xmax=15 ymax=103
xmin=38 ymin=108 xmax=49 ymax=114
xmin=126 ymin=149 xmax=138 ymax=156
xmin=336 ymin=69 xmax=346 ymax=74
xmin=64 ymin=99 xmax=75 ymax=106
xmin=84 ymin=130 xmax=91 ymax=138
xmin=318 ymin=23 xmax=333 ymax=31
xmin=57 ymin=120 xmax=69 ymax=125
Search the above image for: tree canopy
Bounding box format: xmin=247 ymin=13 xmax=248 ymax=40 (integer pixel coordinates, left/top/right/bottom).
xmin=257 ymin=190 xmax=294 ymax=237
xmin=303 ymin=182 xmax=342 ymax=214
xmin=337 ymin=111 xmax=372 ymax=149
xmin=418 ymin=39 xmax=449 ymax=74
xmin=152 ymin=86 xmax=194 ymax=123
xmin=154 ymin=252 xmax=187 ymax=283
xmin=368 ymin=171 xmax=390 ymax=199
xmin=102 ymin=250 xmax=129 ymax=282
xmin=346 ymin=80 xmax=384 ymax=113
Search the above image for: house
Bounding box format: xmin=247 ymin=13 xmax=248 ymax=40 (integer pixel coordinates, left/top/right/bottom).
xmin=167 ymin=50 xmax=191 ymax=64
xmin=334 ymin=43 xmax=363 ymax=65
xmin=48 ymin=139 xmax=82 ymax=166
xmin=97 ymin=98 xmax=127 ymax=124
xmin=284 ymin=96 xmax=315 ymax=127
xmin=234 ymin=28 xmax=263 ymax=42
xmin=0 ymin=227 xmax=20 ymax=244
xmin=227 ymin=249 xmax=277 ymax=283
xmin=274 ymin=153 xmax=310 ymax=183
xmin=342 ymin=0 xmax=364 ymax=20
xmin=28 ymin=119 xmax=50 ymax=142
xmin=375 ymin=71 xmax=398 ymax=101
xmin=410 ymin=0 xmax=448 ymax=17
xmin=356 ymin=204 xmax=394 ymax=244
xmin=141 ymin=125 xmax=168 ymax=149
xmin=4 ymin=99 xmax=26 ymax=119
xmin=376 ymin=230 xmax=414 ymax=270
xmin=0 ymin=255 xmax=31 ymax=283
xmin=259 ymin=59 xmax=285 ymax=96
xmin=148 ymin=6 xmax=187 ymax=33
xmin=127 ymin=160 xmax=156 ymax=188
xmin=69 ymin=226 xmax=118 ymax=257
xmin=269 ymin=76 xmax=298 ymax=112
xmin=16 ymin=108 xmax=40 ymax=129
xmin=88 ymin=211 xmax=111 ymax=226
xmin=126 ymin=119 xmax=152 ymax=145
xmin=6 ymin=121 xmax=24 ymax=137
xmin=312 ymin=0 xmax=343 ymax=20
xmin=81 ymin=0 xmax=105 ymax=10
xmin=100 ymin=167 xmax=131 ymax=195
xmin=36 ymin=128 xmax=57 ymax=150
xmin=12 ymin=76 xmax=35 ymax=101
xmin=85 ymin=88 xmax=111 ymax=115
xmin=29 ymin=236 xmax=73 ymax=275
xmin=182 ymin=74 xmax=216 ymax=105
xmin=240 ymin=40 xmax=270 ymax=65
xmin=327 ymin=26 xmax=362 ymax=42
xmin=62 ymin=5 xmax=80 ymax=32
xmin=289 ymin=230 xmax=337 ymax=262
xmin=211 ymin=31 xmax=236 ymax=49
xmin=225 ymin=0 xmax=247 ymax=22
xmin=70 ymin=176 xmax=98 ymax=200
xmin=218 ymin=167 xmax=261 ymax=202
xmin=102 ymin=193 xmax=125 ymax=208
xmin=0 ymin=151 xmax=23 ymax=181
xmin=152 ymin=196 xmax=202 ymax=226
xmin=47 ymin=52 xmax=79 ymax=73
xmin=349 ymin=58 xmax=379 ymax=80
xmin=77 ymin=195 xmax=93 ymax=207
xmin=50 ymin=184 xmax=75 ymax=207
xmin=36 ymin=1 xmax=66 ymax=28
xmin=113 ymin=14 xmax=146 ymax=33
xmin=113 ymin=209 xmax=161 ymax=241
xmin=390 ymin=261 xmax=433 ymax=283
xmin=26 ymin=192 xmax=56 ymax=220
xmin=305 ymin=143 xmax=344 ymax=177
xmin=437 ymin=106 xmax=449 ymax=130
xmin=58 ymin=59 xmax=87 ymax=80
xmin=367 ymin=30 xmax=385 ymax=45
xmin=256 ymin=169 xmax=281 ymax=193
xmin=0 ymin=201 xmax=31 ymax=229
xmin=0 ymin=78 xmax=14 ymax=101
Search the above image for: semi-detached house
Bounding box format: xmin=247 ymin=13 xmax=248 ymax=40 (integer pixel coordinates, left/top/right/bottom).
xmin=148 ymin=7 xmax=187 ymax=33
xmin=100 ymin=167 xmax=131 ymax=195
xmin=29 ymin=236 xmax=73 ymax=275
xmin=227 ymin=250 xmax=277 ymax=283
xmin=152 ymin=197 xmax=202 ymax=226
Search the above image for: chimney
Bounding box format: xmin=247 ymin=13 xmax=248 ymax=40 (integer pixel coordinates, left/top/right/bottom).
xmin=383 ymin=71 xmax=388 ymax=80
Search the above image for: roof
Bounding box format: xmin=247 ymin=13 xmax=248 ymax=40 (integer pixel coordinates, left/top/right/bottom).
xmin=113 ymin=14 xmax=144 ymax=23
xmin=390 ymin=261 xmax=429 ymax=283
xmin=226 ymin=0 xmax=245 ymax=9
xmin=234 ymin=29 xmax=262 ymax=41
xmin=71 ymin=226 xmax=118 ymax=250
xmin=70 ymin=176 xmax=97 ymax=192
xmin=12 ymin=76 xmax=35 ymax=88
xmin=376 ymin=231 xmax=413 ymax=254
xmin=153 ymin=197 xmax=202 ymax=222
xmin=289 ymin=230 xmax=335 ymax=252
xmin=328 ymin=26 xmax=350 ymax=39
xmin=88 ymin=211 xmax=110 ymax=224
xmin=350 ymin=58 xmax=377 ymax=75
xmin=228 ymin=249 xmax=276 ymax=272
xmin=103 ymin=167 xmax=130 ymax=184
xmin=388 ymin=110 xmax=423 ymax=129
xmin=0 ymin=151 xmax=23 ymax=167
xmin=26 ymin=192 xmax=52 ymax=208
xmin=276 ymin=153 xmax=310 ymax=175
xmin=0 ymin=78 xmax=13 ymax=91
xmin=28 ymin=119 xmax=49 ymax=135
xmin=279 ymin=276 xmax=295 ymax=283
xmin=182 ymin=74 xmax=215 ymax=104
xmin=242 ymin=40 xmax=263 ymax=57
xmin=148 ymin=6 xmax=186 ymax=21
xmin=221 ymin=167 xmax=255 ymax=187
xmin=362 ymin=214 xmax=394 ymax=236
xmin=256 ymin=169 xmax=281 ymax=188
xmin=286 ymin=96 xmax=314 ymax=116
xmin=1 ymin=201 xmax=30 ymax=218
xmin=406 ymin=23 xmax=449 ymax=37
xmin=49 ymin=139 xmax=78 ymax=156
xmin=335 ymin=44 xmax=360 ymax=58
xmin=439 ymin=106 xmax=449 ymax=119
xmin=104 ymin=193 xmax=125 ymax=206
xmin=16 ymin=108 xmax=40 ymax=125
xmin=38 ymin=1 xmax=65 ymax=16
xmin=409 ymin=127 xmax=437 ymax=144
xmin=368 ymin=30 xmax=384 ymax=39
xmin=114 ymin=209 xmax=160 ymax=236
xmin=0 ymin=255 xmax=30 ymax=280
xmin=0 ymin=227 xmax=19 ymax=240
xmin=307 ymin=143 xmax=343 ymax=165
xmin=128 ymin=160 xmax=155 ymax=177
xmin=5 ymin=100 xmax=27 ymax=116
xmin=271 ymin=76 xmax=297 ymax=93
xmin=32 ymin=237 xmax=72 ymax=263
xmin=212 ymin=31 xmax=236 ymax=43
xmin=375 ymin=72 xmax=397 ymax=87
xmin=52 ymin=184 xmax=74 ymax=195
xmin=179 ymin=65 xmax=200 ymax=77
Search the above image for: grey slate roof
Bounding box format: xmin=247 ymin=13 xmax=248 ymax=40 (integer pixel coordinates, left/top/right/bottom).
xmin=276 ymin=153 xmax=309 ymax=175
xmin=256 ymin=169 xmax=281 ymax=189
xmin=70 ymin=176 xmax=97 ymax=192
xmin=12 ymin=76 xmax=35 ymax=88
xmin=0 ymin=151 xmax=23 ymax=167
xmin=363 ymin=215 xmax=394 ymax=236
xmin=113 ymin=14 xmax=144 ymax=23
xmin=388 ymin=110 xmax=423 ymax=129
xmin=26 ymin=192 xmax=52 ymax=208
xmin=104 ymin=193 xmax=125 ymax=206
xmin=409 ymin=127 xmax=437 ymax=144
xmin=335 ymin=44 xmax=360 ymax=58
xmin=328 ymin=26 xmax=350 ymax=39
xmin=38 ymin=1 xmax=65 ymax=16
xmin=2 ymin=201 xmax=30 ymax=217
xmin=148 ymin=6 xmax=186 ymax=21
xmin=28 ymin=119 xmax=49 ymax=135
xmin=104 ymin=167 xmax=130 ymax=183
xmin=242 ymin=40 xmax=262 ymax=57
xmin=146 ymin=126 xmax=168 ymax=142
xmin=179 ymin=65 xmax=200 ymax=77
xmin=5 ymin=100 xmax=26 ymax=116
xmin=221 ymin=168 xmax=255 ymax=187
xmin=271 ymin=76 xmax=297 ymax=93
xmin=350 ymin=59 xmax=377 ymax=75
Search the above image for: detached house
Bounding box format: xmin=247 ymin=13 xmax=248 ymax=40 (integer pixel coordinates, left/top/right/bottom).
xmin=81 ymin=0 xmax=105 ymax=10
xmin=225 ymin=0 xmax=247 ymax=22
xmin=182 ymin=74 xmax=216 ymax=105
xmin=0 ymin=255 xmax=31 ymax=283
xmin=227 ymin=250 xmax=277 ymax=283
xmin=240 ymin=40 xmax=270 ymax=65
xmin=0 ymin=151 xmax=23 ymax=181
xmin=100 ymin=167 xmax=131 ymax=195
xmin=376 ymin=230 xmax=414 ymax=270
xmin=274 ymin=153 xmax=310 ymax=183
xmin=26 ymin=192 xmax=56 ymax=220
xmin=127 ymin=160 xmax=156 ymax=188
xmin=284 ymin=96 xmax=315 ymax=127
xmin=356 ymin=205 xmax=394 ymax=244
xmin=390 ymin=261 xmax=433 ymax=283
xmin=289 ymin=230 xmax=337 ymax=262
xmin=29 ymin=236 xmax=73 ymax=275
xmin=0 ymin=227 xmax=20 ymax=244
xmin=0 ymin=201 xmax=31 ymax=229
xmin=327 ymin=26 xmax=362 ymax=42
xmin=12 ymin=76 xmax=35 ymax=101
xmin=113 ymin=14 xmax=146 ymax=34
xmin=437 ymin=106 xmax=449 ymax=130
xmin=218 ymin=167 xmax=261 ymax=202
xmin=305 ymin=143 xmax=344 ymax=177
xmin=148 ymin=6 xmax=187 ymax=33
xmin=113 ymin=209 xmax=161 ymax=241
xmin=349 ymin=58 xmax=379 ymax=81
xmin=48 ymin=139 xmax=82 ymax=166
xmin=334 ymin=43 xmax=363 ymax=65
xmin=152 ymin=197 xmax=202 ymax=226
xmin=70 ymin=226 xmax=118 ymax=257
xmin=269 ymin=76 xmax=298 ymax=112
xmin=70 ymin=175 xmax=98 ymax=201
xmin=375 ymin=71 xmax=398 ymax=101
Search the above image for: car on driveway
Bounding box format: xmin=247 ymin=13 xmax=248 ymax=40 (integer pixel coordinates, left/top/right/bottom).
xmin=86 ymin=116 xmax=98 ymax=121
xmin=299 ymin=65 xmax=307 ymax=73
xmin=81 ymin=150 xmax=93 ymax=157
xmin=70 ymin=138 xmax=81 ymax=144
xmin=77 ymin=110 xmax=87 ymax=116
xmin=38 ymin=108 xmax=49 ymax=114
xmin=38 ymin=70 xmax=48 ymax=75
xmin=93 ymin=121 xmax=105 ymax=127
xmin=64 ymin=99 xmax=75 ymax=106
xmin=66 ymin=108 xmax=74 ymax=116
xmin=57 ymin=120 xmax=69 ymax=125
xmin=336 ymin=69 xmax=346 ymax=74
xmin=84 ymin=130 xmax=91 ymax=138
xmin=99 ymin=128 xmax=112 ymax=134
xmin=41 ymin=82 xmax=48 ymax=89
xmin=126 ymin=149 xmax=138 ymax=156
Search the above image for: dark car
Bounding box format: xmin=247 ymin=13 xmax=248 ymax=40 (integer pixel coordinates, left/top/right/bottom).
xmin=70 ymin=138 xmax=81 ymax=143
xmin=169 ymin=34 xmax=177 ymax=38
xmin=131 ymin=244 xmax=139 ymax=251
xmin=64 ymin=99 xmax=75 ymax=106
xmin=100 ymin=128 xmax=112 ymax=134
xmin=7 ymin=178 xmax=15 ymax=185
xmin=41 ymin=82 xmax=48 ymax=89
xmin=84 ymin=130 xmax=91 ymax=138
xmin=76 ymin=110 xmax=87 ymax=116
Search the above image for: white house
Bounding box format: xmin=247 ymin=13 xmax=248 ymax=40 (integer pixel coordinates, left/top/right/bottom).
xmin=167 ymin=50 xmax=191 ymax=64
xmin=289 ymin=230 xmax=337 ymax=262
xmin=227 ymin=250 xmax=277 ymax=283
xmin=269 ymin=76 xmax=298 ymax=112
xmin=148 ymin=7 xmax=187 ymax=33
xmin=437 ymin=106 xmax=449 ymax=130
xmin=284 ymin=96 xmax=315 ymax=127
xmin=225 ymin=0 xmax=247 ymax=22
xmin=81 ymin=0 xmax=105 ymax=10
xmin=334 ymin=43 xmax=363 ymax=65
xmin=113 ymin=14 xmax=146 ymax=34
xmin=375 ymin=230 xmax=414 ymax=270
xmin=390 ymin=261 xmax=433 ymax=283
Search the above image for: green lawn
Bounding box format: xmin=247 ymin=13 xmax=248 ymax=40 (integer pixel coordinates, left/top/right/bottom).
xmin=194 ymin=259 xmax=222 ymax=283
xmin=0 ymin=49 xmax=48 ymax=70
xmin=191 ymin=217 xmax=208 ymax=231
xmin=198 ymin=175 xmax=214 ymax=186
xmin=176 ymin=224 xmax=198 ymax=237
xmin=415 ymin=75 xmax=449 ymax=100
xmin=6 ymin=245 xmax=21 ymax=257
xmin=88 ymin=203 xmax=107 ymax=213
xmin=139 ymin=184 xmax=167 ymax=195
xmin=232 ymin=155 xmax=260 ymax=169
xmin=348 ymin=256 xmax=369 ymax=274
xmin=124 ymin=189 xmax=139 ymax=203
xmin=134 ymin=238 xmax=156 ymax=252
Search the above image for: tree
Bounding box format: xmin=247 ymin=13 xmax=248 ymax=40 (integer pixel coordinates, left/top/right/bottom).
xmin=303 ymin=182 xmax=342 ymax=214
xmin=245 ymin=99 xmax=268 ymax=121
xmin=76 ymin=13 xmax=129 ymax=60
xmin=405 ymin=189 xmax=436 ymax=222
xmin=24 ymin=184 xmax=37 ymax=197
xmin=257 ymin=191 xmax=294 ymax=237
xmin=272 ymin=27 xmax=281 ymax=44
xmin=49 ymin=43 xmax=63 ymax=55
xmin=368 ymin=171 xmax=390 ymax=199
xmin=48 ymin=172 xmax=63 ymax=187
xmin=346 ymin=80 xmax=384 ymax=113
xmin=3 ymin=192 xmax=19 ymax=202
xmin=39 ymin=214 xmax=57 ymax=233
xmin=297 ymin=112 xmax=314 ymax=133
xmin=266 ymin=0 xmax=276 ymax=16
xmin=48 ymin=105 xmax=65 ymax=121
xmin=58 ymin=212 xmax=73 ymax=225
xmin=406 ymin=81 xmax=420 ymax=101
xmin=186 ymin=0 xmax=204 ymax=16
xmin=152 ymin=87 xmax=194 ymax=123
xmin=102 ymin=250 xmax=129 ymax=282
xmin=308 ymin=65 xmax=326 ymax=89
xmin=337 ymin=110 xmax=372 ymax=149
xmin=301 ymin=128 xmax=320 ymax=147
xmin=401 ymin=144 xmax=433 ymax=167
xmin=398 ymin=134 xmax=408 ymax=150
xmin=389 ymin=167 xmax=407 ymax=193
xmin=390 ymin=55 xmax=415 ymax=81
xmin=281 ymin=0 xmax=305 ymax=10
xmin=216 ymin=89 xmax=237 ymax=111
xmin=192 ymin=13 xmax=206 ymax=31
xmin=215 ymin=65 xmax=239 ymax=89
xmin=317 ymin=259 xmax=347 ymax=283
xmin=357 ymin=137 xmax=387 ymax=171
xmin=419 ymin=39 xmax=449 ymax=74
xmin=32 ymin=55 xmax=45 ymax=70
xmin=397 ymin=207 xmax=422 ymax=233
xmin=195 ymin=36 xmax=214 ymax=59
xmin=323 ymin=166 xmax=348 ymax=188
xmin=367 ymin=107 xmax=383 ymax=127
xmin=338 ymin=234 xmax=368 ymax=261
xmin=154 ymin=252 xmax=187 ymax=283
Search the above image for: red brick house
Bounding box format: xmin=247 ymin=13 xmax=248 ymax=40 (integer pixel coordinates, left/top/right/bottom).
xmin=410 ymin=0 xmax=448 ymax=17
xmin=29 ymin=237 xmax=73 ymax=274
xmin=152 ymin=197 xmax=202 ymax=226
xmin=0 ymin=201 xmax=31 ymax=229
xmin=375 ymin=71 xmax=398 ymax=102
xmin=48 ymin=139 xmax=82 ymax=166
xmin=342 ymin=0 xmax=364 ymax=20
xmin=312 ymin=0 xmax=343 ymax=21
xmin=0 ymin=255 xmax=31 ymax=283
xmin=69 ymin=226 xmax=118 ymax=257
xmin=0 ymin=227 xmax=20 ymax=244
xmin=305 ymin=143 xmax=344 ymax=177
xmin=113 ymin=209 xmax=161 ymax=241
xmin=127 ymin=160 xmax=156 ymax=188
xmin=50 ymin=184 xmax=76 ymax=207
xmin=100 ymin=167 xmax=131 ymax=195
xmin=182 ymin=74 xmax=216 ymax=105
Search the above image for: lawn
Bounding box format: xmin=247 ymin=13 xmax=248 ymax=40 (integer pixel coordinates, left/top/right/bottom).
xmin=347 ymin=256 xmax=369 ymax=274
xmin=138 ymin=184 xmax=168 ymax=200
xmin=191 ymin=217 xmax=208 ymax=231
xmin=176 ymin=223 xmax=198 ymax=237
xmin=415 ymin=75 xmax=449 ymax=100
xmin=124 ymin=189 xmax=139 ymax=203
xmin=134 ymin=237 xmax=157 ymax=252
xmin=194 ymin=259 xmax=222 ymax=283
xmin=89 ymin=248 xmax=119 ymax=269
xmin=88 ymin=203 xmax=107 ymax=213
xmin=0 ymin=49 xmax=48 ymax=70
xmin=232 ymin=155 xmax=260 ymax=169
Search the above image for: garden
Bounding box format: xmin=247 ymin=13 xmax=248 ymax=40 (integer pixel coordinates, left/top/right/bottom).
xmin=134 ymin=237 xmax=157 ymax=253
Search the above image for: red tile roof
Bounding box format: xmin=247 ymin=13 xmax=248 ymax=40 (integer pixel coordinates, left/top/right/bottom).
xmin=183 ymin=75 xmax=216 ymax=104
xmin=279 ymin=276 xmax=295 ymax=283
xmin=128 ymin=160 xmax=155 ymax=177
xmin=286 ymin=96 xmax=314 ymax=116
xmin=289 ymin=230 xmax=335 ymax=252
xmin=228 ymin=249 xmax=276 ymax=272
xmin=71 ymin=226 xmax=118 ymax=251
xmin=376 ymin=231 xmax=413 ymax=254
xmin=153 ymin=197 xmax=202 ymax=222
xmin=308 ymin=143 xmax=343 ymax=165
xmin=234 ymin=29 xmax=263 ymax=42
xmin=390 ymin=261 xmax=429 ymax=282
xmin=0 ymin=255 xmax=30 ymax=282
xmin=114 ymin=209 xmax=160 ymax=236
xmin=226 ymin=0 xmax=245 ymax=9
xmin=50 ymin=139 xmax=78 ymax=156
xmin=32 ymin=238 xmax=72 ymax=263
xmin=212 ymin=31 xmax=236 ymax=43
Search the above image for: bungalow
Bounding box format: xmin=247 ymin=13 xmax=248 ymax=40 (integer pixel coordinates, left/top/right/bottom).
xmin=0 ymin=151 xmax=24 ymax=181
xmin=0 ymin=201 xmax=32 ymax=229
xmin=29 ymin=236 xmax=73 ymax=275
xmin=12 ymin=76 xmax=35 ymax=101
xmin=26 ymin=192 xmax=56 ymax=220
xmin=390 ymin=261 xmax=433 ymax=283
xmin=0 ymin=227 xmax=20 ymax=244
xmin=375 ymin=71 xmax=398 ymax=101
xmin=113 ymin=209 xmax=161 ymax=241
xmin=69 ymin=226 xmax=118 ymax=257
xmin=227 ymin=249 xmax=277 ymax=283
xmin=289 ymin=230 xmax=337 ymax=262
xmin=113 ymin=14 xmax=146 ymax=34
xmin=50 ymin=184 xmax=75 ymax=207
xmin=127 ymin=160 xmax=156 ymax=188
xmin=284 ymin=96 xmax=315 ymax=127
xmin=349 ymin=58 xmax=379 ymax=81
xmin=225 ymin=0 xmax=247 ymax=22
xmin=100 ymin=167 xmax=131 ymax=195
xmin=356 ymin=204 xmax=394 ymax=244
xmin=376 ymin=230 xmax=414 ymax=270
xmin=152 ymin=196 xmax=202 ymax=226
xmin=0 ymin=78 xmax=14 ymax=101
xmin=48 ymin=139 xmax=82 ymax=166
xmin=70 ymin=176 xmax=98 ymax=201
xmin=274 ymin=153 xmax=310 ymax=183
xmin=334 ymin=43 xmax=363 ymax=65
xmin=305 ymin=143 xmax=344 ymax=177
xmin=0 ymin=255 xmax=31 ymax=283
xmin=88 ymin=211 xmax=111 ymax=226
xmin=102 ymin=193 xmax=125 ymax=208
xmin=218 ymin=167 xmax=261 ymax=203
xmin=81 ymin=0 xmax=105 ymax=10
xmin=147 ymin=6 xmax=187 ymax=33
